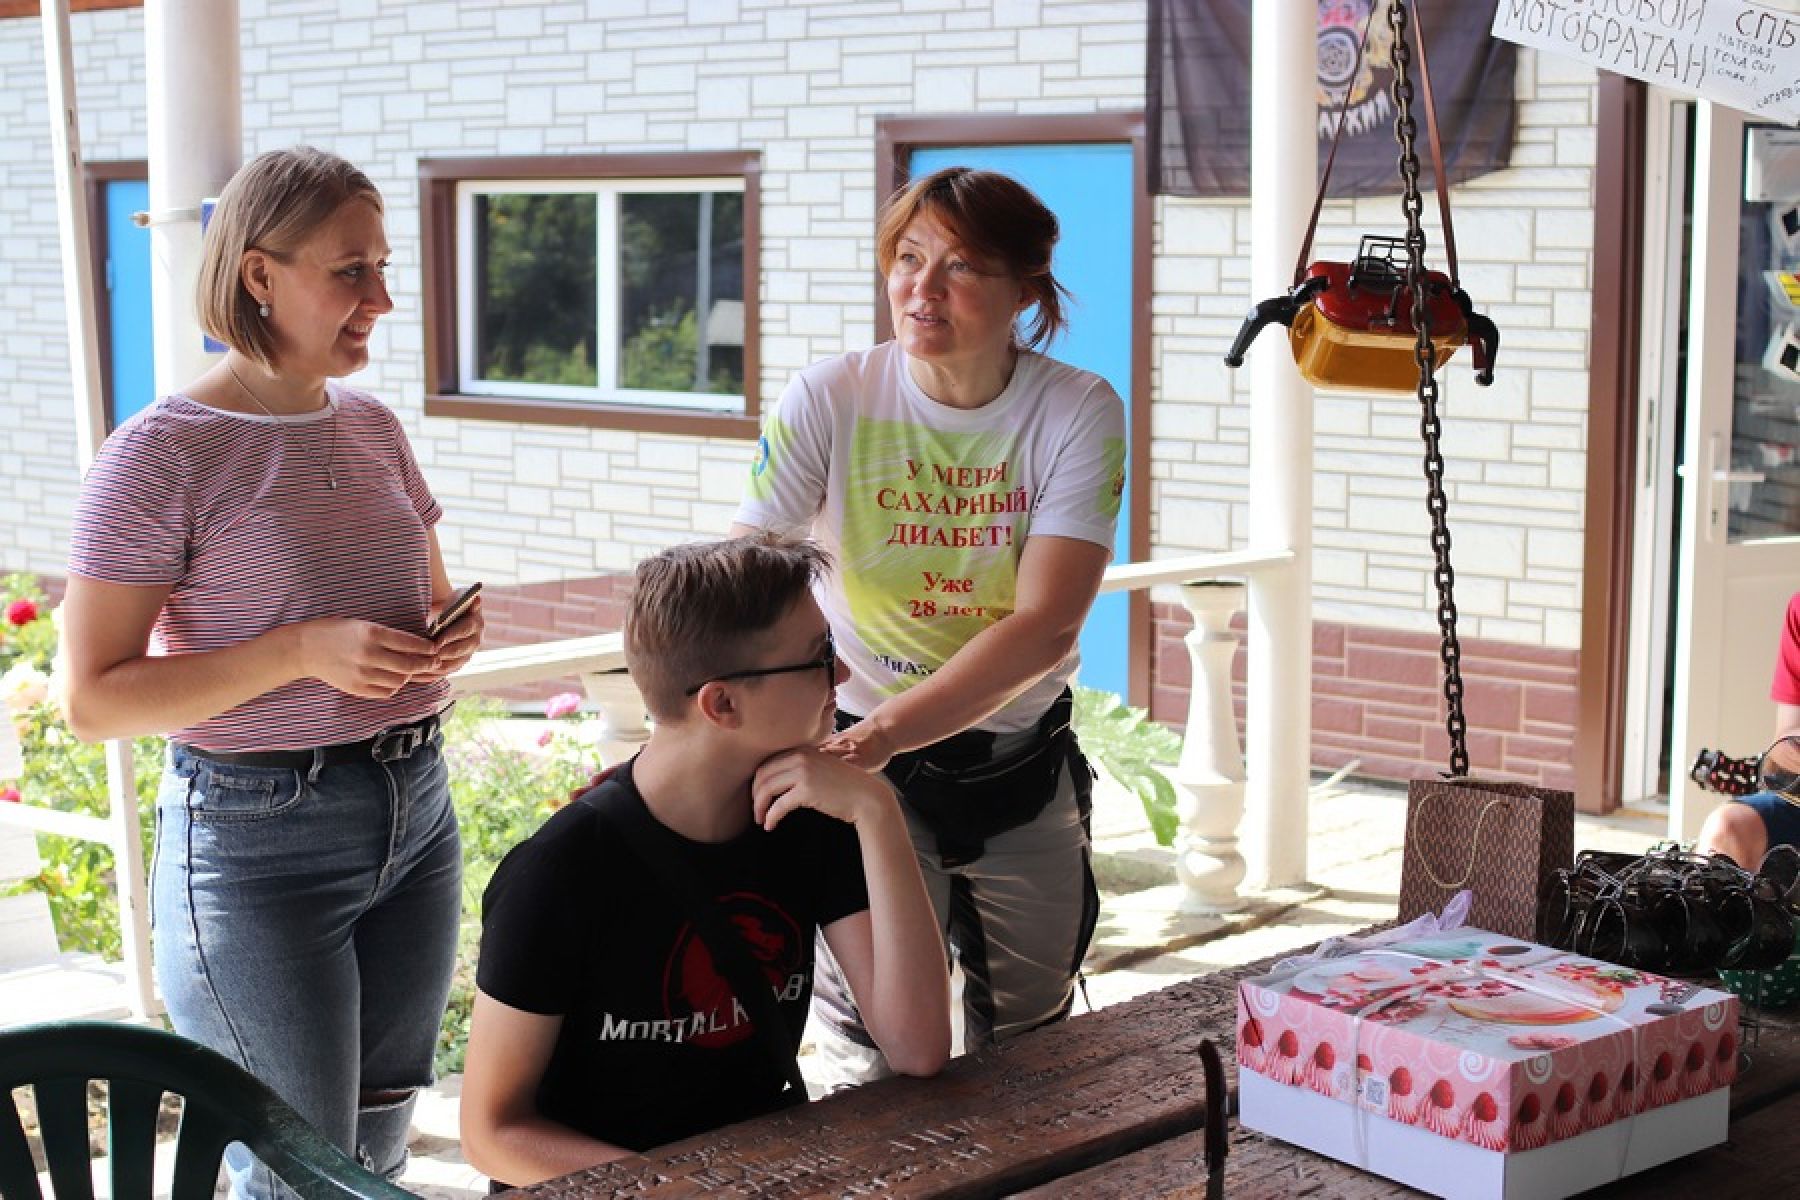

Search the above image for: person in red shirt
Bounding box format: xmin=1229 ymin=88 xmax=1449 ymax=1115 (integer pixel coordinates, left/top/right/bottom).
xmin=1697 ymin=593 xmax=1800 ymax=868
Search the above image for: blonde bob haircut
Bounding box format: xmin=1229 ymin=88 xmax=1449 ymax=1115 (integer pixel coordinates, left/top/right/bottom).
xmin=197 ymin=146 xmax=383 ymax=368
xmin=875 ymin=165 xmax=1071 ymax=351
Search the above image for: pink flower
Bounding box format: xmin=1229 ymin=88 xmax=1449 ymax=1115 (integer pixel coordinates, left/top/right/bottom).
xmin=536 ymin=730 xmax=554 ymax=748
xmin=0 ymin=787 xmax=19 ymax=803
xmin=5 ymin=599 xmax=36 ymax=626
xmin=544 ymin=692 xmax=582 ymax=719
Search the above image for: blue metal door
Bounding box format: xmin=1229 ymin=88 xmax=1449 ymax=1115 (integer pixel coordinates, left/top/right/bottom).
xmin=104 ymin=179 xmax=155 ymax=428
xmin=907 ymin=144 xmax=1135 ymax=700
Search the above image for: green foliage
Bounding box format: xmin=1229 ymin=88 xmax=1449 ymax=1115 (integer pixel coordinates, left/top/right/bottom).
xmin=0 ymin=574 xmax=161 ymax=960
xmin=621 ymin=303 xmax=701 ymax=392
xmin=434 ymin=695 xmax=604 ymax=1075
xmin=618 ymin=304 xmax=741 ymax=396
xmin=1072 ymin=686 xmax=1183 ymax=847
xmin=1 ymin=574 xmax=59 ymax=667
xmin=476 ymin=193 xmax=599 ymax=386
xmin=519 ymin=339 xmax=596 ymax=388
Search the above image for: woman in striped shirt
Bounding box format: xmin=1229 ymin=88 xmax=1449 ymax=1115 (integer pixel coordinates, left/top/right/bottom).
xmin=58 ymin=146 xmax=479 ymax=1200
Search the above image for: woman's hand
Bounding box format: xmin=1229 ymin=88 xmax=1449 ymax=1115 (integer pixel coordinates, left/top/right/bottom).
xmin=568 ymin=764 xmax=619 ymax=806
xmin=821 ymin=718 xmax=900 ymax=772
xmin=296 ymin=618 xmax=439 ymax=698
xmin=423 ymin=595 xmax=486 ymax=678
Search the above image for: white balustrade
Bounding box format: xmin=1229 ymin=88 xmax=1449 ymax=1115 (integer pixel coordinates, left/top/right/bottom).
xmin=27 ymin=549 xmax=1300 ymax=1024
xmin=581 ymin=669 xmax=653 ymax=768
xmin=1173 ymin=581 xmax=1249 ymax=913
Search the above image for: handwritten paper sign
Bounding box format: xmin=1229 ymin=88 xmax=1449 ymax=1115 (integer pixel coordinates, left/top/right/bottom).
xmin=1491 ymin=1 xmax=1800 ymax=125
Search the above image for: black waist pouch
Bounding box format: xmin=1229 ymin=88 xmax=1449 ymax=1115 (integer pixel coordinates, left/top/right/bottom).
xmin=847 ymin=690 xmax=1080 ymax=867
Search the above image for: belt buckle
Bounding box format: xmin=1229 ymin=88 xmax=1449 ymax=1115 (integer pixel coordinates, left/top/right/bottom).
xmin=372 ymin=723 xmax=424 ymax=763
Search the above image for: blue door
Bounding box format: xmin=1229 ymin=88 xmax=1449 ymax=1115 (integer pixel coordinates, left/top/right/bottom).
xmin=907 ymin=144 xmax=1136 ymax=701
xmin=104 ymin=179 xmax=156 ymax=428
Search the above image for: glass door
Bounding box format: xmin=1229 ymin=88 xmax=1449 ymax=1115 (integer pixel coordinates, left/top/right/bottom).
xmin=1668 ymin=103 xmax=1800 ymax=840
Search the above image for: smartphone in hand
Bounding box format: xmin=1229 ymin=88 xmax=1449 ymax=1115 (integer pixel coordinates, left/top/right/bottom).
xmin=427 ymin=582 xmax=482 ymax=639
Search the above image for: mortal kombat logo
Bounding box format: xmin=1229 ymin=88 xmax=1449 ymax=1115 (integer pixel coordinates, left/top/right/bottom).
xmin=1317 ymin=1 xmax=1397 ymax=139
xmin=651 ymin=893 xmax=803 ymax=1049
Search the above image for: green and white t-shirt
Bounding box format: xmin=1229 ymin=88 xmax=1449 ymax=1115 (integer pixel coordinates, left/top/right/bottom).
xmin=735 ymin=341 xmax=1126 ymax=733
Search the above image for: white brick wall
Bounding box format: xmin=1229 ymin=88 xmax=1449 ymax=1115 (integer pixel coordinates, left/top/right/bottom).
xmin=1152 ymin=48 xmax=1598 ymax=648
xmin=0 ymin=1 xmax=1596 ymax=650
xmin=0 ymin=7 xmax=144 ymax=578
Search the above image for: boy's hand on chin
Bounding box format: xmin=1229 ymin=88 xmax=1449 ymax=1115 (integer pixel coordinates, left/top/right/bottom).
xmin=751 ymin=746 xmax=897 ymax=832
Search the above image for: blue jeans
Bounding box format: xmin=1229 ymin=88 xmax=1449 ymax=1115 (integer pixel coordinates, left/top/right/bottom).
xmin=1737 ymin=789 xmax=1800 ymax=849
xmin=152 ymin=736 xmax=462 ymax=1200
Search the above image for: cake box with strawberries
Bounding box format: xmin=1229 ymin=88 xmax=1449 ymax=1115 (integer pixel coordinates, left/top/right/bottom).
xmin=1235 ymin=927 xmax=1739 ymax=1200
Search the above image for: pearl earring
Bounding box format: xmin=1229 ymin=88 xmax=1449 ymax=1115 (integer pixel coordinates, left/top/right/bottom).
xmin=258 ymin=302 xmax=271 ymax=318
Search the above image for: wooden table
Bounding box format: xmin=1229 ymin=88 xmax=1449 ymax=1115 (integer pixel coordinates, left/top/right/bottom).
xmin=516 ymin=948 xmax=1800 ymax=1199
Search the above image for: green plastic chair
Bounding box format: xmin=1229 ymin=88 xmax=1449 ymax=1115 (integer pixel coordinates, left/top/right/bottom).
xmin=0 ymin=1020 xmax=416 ymax=1200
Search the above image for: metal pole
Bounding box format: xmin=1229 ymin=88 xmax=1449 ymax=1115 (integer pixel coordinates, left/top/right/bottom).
xmin=1243 ymin=1 xmax=1316 ymax=889
xmin=694 ymin=192 xmax=713 ymax=390
xmin=42 ymin=0 xmax=106 ymax=469
xmin=42 ymin=0 xmax=159 ymax=1022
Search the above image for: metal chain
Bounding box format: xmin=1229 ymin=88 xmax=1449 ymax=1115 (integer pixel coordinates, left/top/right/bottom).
xmin=1388 ymin=0 xmax=1469 ymax=778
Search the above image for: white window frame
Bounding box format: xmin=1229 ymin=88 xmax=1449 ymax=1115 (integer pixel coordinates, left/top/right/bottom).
xmin=454 ymin=176 xmax=747 ymax=414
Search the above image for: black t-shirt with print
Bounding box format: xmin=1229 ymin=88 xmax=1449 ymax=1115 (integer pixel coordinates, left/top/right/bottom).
xmin=476 ymin=758 xmax=870 ymax=1153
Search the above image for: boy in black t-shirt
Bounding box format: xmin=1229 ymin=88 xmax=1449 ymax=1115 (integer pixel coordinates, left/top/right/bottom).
xmin=460 ymin=536 xmax=951 ymax=1188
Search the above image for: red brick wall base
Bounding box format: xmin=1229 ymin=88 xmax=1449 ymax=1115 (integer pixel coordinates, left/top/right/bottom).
xmin=473 ymin=574 xmax=633 ymax=707
xmin=1149 ymin=601 xmax=1578 ymax=791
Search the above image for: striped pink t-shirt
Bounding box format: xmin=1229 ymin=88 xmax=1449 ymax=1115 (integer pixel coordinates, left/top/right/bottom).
xmin=67 ymin=385 xmax=450 ymax=752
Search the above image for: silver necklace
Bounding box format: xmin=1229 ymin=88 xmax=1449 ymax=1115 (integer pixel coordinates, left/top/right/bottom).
xmin=226 ymin=361 xmax=339 ymax=490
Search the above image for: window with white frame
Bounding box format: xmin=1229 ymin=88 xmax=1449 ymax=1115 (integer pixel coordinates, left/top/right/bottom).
xmin=455 ymin=177 xmax=746 ymax=411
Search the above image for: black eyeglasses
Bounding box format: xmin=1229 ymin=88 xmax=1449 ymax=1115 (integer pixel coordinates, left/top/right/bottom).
xmin=684 ymin=634 xmax=837 ymax=696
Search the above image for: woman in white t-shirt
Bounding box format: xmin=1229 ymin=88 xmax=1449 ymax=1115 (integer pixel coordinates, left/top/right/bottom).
xmin=59 ymin=147 xmax=480 ymax=1199
xmin=734 ymin=166 xmax=1126 ymax=1082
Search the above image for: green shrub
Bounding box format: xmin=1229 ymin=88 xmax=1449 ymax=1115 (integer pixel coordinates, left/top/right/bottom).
xmin=0 ymin=574 xmax=161 ymax=960
xmin=434 ymin=693 xmax=603 ymax=1074
xmin=1072 ymin=686 xmax=1183 ymax=847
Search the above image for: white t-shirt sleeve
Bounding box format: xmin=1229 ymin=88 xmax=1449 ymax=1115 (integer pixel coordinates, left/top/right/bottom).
xmin=1023 ymin=377 xmax=1126 ymax=553
xmin=733 ymin=369 xmax=833 ymax=536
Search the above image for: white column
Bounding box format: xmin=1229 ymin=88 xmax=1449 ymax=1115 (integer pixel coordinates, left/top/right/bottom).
xmin=90 ymin=0 xmax=242 ymax=1021
xmin=146 ymin=0 xmax=241 ymax=394
xmin=1175 ymin=582 xmax=1248 ymax=913
xmin=1244 ymin=2 xmax=1316 ymax=889
xmin=43 ymin=0 xmax=158 ymax=1020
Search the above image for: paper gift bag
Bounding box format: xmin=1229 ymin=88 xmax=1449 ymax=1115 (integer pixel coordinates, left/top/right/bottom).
xmin=1398 ymin=779 xmax=1574 ymax=941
